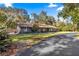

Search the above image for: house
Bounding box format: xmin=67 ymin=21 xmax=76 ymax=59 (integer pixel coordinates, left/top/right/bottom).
xmin=7 ymin=22 xmax=58 ymax=34
xmin=17 ymin=22 xmax=58 ymax=33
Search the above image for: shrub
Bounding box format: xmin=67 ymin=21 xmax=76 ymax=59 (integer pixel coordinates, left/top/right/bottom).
xmin=32 ymin=23 xmax=39 ymax=32
xmin=0 ymin=31 xmax=11 ymax=52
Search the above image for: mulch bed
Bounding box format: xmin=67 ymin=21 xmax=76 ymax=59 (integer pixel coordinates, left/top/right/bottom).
xmin=0 ymin=40 xmax=42 ymax=56
xmin=0 ymin=43 xmax=18 ymax=56
xmin=0 ymin=42 xmax=28 ymax=56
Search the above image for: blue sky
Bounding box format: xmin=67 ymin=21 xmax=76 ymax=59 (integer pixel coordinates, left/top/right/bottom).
xmin=0 ymin=3 xmax=64 ymax=19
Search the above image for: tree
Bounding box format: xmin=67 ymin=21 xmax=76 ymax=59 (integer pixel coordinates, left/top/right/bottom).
xmin=58 ymin=3 xmax=79 ymax=31
xmin=31 ymin=13 xmax=38 ymax=21
xmin=18 ymin=9 xmax=30 ymax=21
xmin=57 ymin=22 xmax=65 ymax=31
xmin=32 ymin=23 xmax=39 ymax=32
xmin=0 ymin=7 xmax=32 ymax=52
xmin=0 ymin=10 xmax=10 ymax=52
xmin=62 ymin=23 xmax=73 ymax=31
xmin=38 ymin=10 xmax=47 ymax=24
xmin=46 ymin=16 xmax=56 ymax=25
xmin=31 ymin=10 xmax=56 ymax=26
xmin=0 ymin=10 xmax=7 ymax=26
xmin=6 ymin=20 xmax=17 ymax=29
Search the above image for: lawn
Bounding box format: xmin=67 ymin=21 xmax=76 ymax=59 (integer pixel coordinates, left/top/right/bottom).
xmin=74 ymin=34 xmax=79 ymax=39
xmin=9 ymin=32 xmax=55 ymax=45
xmin=9 ymin=31 xmax=72 ymax=45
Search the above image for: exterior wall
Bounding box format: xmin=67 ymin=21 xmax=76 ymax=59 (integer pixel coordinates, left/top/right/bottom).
xmin=20 ymin=27 xmax=32 ymax=33
xmin=49 ymin=28 xmax=52 ymax=32
xmin=17 ymin=26 xmax=58 ymax=34
xmin=38 ymin=28 xmax=47 ymax=32
xmin=37 ymin=28 xmax=57 ymax=32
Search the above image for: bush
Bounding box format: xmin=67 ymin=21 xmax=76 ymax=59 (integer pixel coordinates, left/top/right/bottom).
xmin=32 ymin=23 xmax=39 ymax=32
xmin=0 ymin=31 xmax=11 ymax=52
xmin=59 ymin=23 xmax=73 ymax=31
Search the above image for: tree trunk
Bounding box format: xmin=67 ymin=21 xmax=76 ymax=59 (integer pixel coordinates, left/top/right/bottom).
xmin=73 ymin=23 xmax=77 ymax=31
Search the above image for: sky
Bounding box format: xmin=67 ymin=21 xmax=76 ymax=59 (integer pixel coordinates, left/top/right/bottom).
xmin=0 ymin=3 xmax=64 ymax=19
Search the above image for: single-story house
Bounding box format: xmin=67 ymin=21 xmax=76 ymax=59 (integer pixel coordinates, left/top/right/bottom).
xmin=17 ymin=22 xmax=58 ymax=33
xmin=7 ymin=22 xmax=58 ymax=34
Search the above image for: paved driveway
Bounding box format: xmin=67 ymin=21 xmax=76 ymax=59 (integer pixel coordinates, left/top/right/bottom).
xmin=16 ymin=32 xmax=79 ymax=56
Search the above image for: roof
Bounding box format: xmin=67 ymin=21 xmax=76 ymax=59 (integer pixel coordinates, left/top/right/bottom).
xmin=39 ymin=25 xmax=57 ymax=28
xmin=17 ymin=22 xmax=57 ymax=29
xmin=17 ymin=21 xmax=33 ymax=27
xmin=6 ymin=28 xmax=17 ymax=33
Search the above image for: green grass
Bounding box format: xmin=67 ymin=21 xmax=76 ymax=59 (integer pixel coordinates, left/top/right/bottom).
xmin=74 ymin=34 xmax=79 ymax=39
xmin=10 ymin=33 xmax=54 ymax=41
xmin=10 ymin=32 xmax=73 ymax=45
xmin=10 ymin=32 xmax=69 ymax=42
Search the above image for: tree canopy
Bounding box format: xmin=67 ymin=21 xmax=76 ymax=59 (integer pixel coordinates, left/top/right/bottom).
xmin=58 ymin=3 xmax=79 ymax=31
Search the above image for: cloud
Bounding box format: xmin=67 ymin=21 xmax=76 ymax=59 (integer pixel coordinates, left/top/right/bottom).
xmin=57 ymin=6 xmax=64 ymax=11
xmin=48 ymin=3 xmax=57 ymax=8
xmin=4 ymin=3 xmax=12 ymax=7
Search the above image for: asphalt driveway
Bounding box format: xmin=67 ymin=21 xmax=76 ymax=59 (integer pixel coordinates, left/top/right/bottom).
xmin=16 ymin=32 xmax=79 ymax=56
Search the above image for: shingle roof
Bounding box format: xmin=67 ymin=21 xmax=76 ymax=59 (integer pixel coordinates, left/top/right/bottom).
xmin=17 ymin=22 xmax=57 ymax=28
xmin=17 ymin=22 xmax=33 ymax=27
xmin=39 ymin=25 xmax=57 ymax=28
